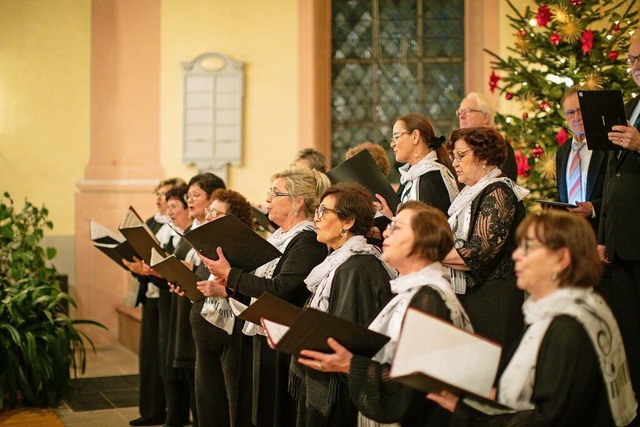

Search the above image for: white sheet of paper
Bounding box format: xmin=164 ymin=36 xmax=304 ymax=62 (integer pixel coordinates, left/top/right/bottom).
xmin=261 ymin=318 xmax=290 ymax=345
xmin=389 ymin=309 xmax=501 ymax=398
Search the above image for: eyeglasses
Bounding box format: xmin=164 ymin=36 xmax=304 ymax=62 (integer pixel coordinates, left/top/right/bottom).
xmin=455 ymin=107 xmax=484 ymax=117
xmin=517 ymin=239 xmax=546 ymax=255
xmin=267 ymin=190 xmax=291 ymax=199
xmin=153 ymin=191 xmax=167 ymax=197
xmin=626 ymin=54 xmax=640 ymax=65
xmin=386 ymin=217 xmax=411 ymax=234
xmin=564 ymin=108 xmax=582 ymax=119
xmin=452 ymin=148 xmax=473 ymax=162
xmin=391 ymin=131 xmax=411 ymax=141
xmin=166 ymin=202 xmax=184 ymax=212
xmin=205 ymin=207 xmax=226 ymax=219
xmin=183 ymin=193 xmax=202 ymax=202
xmin=315 ymin=205 xmax=342 ymax=220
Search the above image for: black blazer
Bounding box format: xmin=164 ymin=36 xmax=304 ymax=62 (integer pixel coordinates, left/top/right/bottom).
xmin=598 ymin=97 xmax=640 ymax=260
xmin=555 ymin=140 xmax=607 ymax=232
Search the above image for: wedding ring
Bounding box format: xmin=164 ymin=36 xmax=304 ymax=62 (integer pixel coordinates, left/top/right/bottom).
xmin=377 ymin=206 xmax=383 ymax=211
xmin=318 ymin=362 xmax=324 ymax=371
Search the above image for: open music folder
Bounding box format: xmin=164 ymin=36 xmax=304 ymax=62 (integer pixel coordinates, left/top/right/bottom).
xmin=389 ymin=308 xmax=510 ymax=410
xmin=89 ymin=220 xmax=139 ymax=270
xmin=178 ymin=214 xmax=281 ymax=273
xmin=238 ymin=292 xmax=390 ymax=357
xmin=149 ymin=248 xmax=205 ymax=302
xmin=117 ymin=206 xmax=167 ymax=265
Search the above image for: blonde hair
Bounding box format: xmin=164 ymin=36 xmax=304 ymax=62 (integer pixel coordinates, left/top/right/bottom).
xmin=271 ymin=166 xmax=331 ymax=219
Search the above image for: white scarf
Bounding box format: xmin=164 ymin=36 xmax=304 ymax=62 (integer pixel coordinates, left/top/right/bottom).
xmin=201 ymin=272 xmax=236 ymax=334
xmin=498 ymin=288 xmax=637 ymax=426
xmin=242 ymin=220 xmax=316 ymax=336
xmin=398 ymin=151 xmax=459 ymax=204
xmin=447 ymin=168 xmax=529 ymax=294
xmin=368 ymin=262 xmax=473 ymax=364
xmin=306 ymin=235 xmax=397 ymax=312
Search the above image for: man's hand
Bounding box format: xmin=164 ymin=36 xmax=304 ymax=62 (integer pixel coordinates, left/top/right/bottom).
xmin=609 ymin=125 xmax=640 ymax=152
xmin=567 ymin=201 xmax=593 ymax=218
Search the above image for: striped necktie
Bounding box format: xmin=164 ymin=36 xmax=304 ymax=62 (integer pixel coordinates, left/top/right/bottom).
xmin=568 ymin=141 xmax=586 ymax=205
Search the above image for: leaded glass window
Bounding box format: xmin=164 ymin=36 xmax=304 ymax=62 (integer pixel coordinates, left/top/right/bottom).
xmin=332 ymin=0 xmax=464 ymax=179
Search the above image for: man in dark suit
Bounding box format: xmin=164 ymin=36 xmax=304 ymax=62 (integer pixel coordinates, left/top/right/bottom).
xmin=601 ymin=36 xmax=640 ymax=414
xmin=556 ymin=87 xmax=607 ymax=232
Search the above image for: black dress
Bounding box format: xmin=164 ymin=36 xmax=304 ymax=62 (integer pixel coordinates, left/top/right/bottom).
xmin=452 ymin=316 xmax=615 ymax=426
xmin=396 ymin=170 xmax=453 ymax=215
xmin=291 ymin=254 xmax=393 ymax=427
xmin=225 ymin=230 xmax=328 ymax=427
xmin=455 ymin=182 xmax=525 ymax=351
xmin=348 ymin=287 xmax=454 ymax=426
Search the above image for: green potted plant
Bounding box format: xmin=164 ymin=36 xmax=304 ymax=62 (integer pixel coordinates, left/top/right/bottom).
xmin=0 ymin=191 xmax=105 ymax=409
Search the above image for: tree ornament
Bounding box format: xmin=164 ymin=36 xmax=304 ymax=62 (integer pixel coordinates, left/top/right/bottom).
xmin=613 ymin=23 xmax=620 ymax=32
xmin=571 ymin=0 xmax=581 ymax=5
xmin=540 ymin=100 xmax=551 ymax=112
xmin=609 ymin=50 xmax=619 ymax=61
xmin=583 ymin=71 xmax=604 ymax=90
xmin=559 ymin=16 xmax=583 ymax=44
xmin=505 ymin=92 xmax=513 ymax=100
xmin=518 ymin=29 xmax=526 ymax=37
xmin=515 ymin=149 xmax=531 ymax=177
xmin=556 ymin=128 xmax=569 ymax=146
xmin=489 ymin=71 xmax=501 ymax=93
xmin=522 ymin=112 xmax=529 ymax=120
xmin=550 ymin=33 xmax=562 ymax=46
xmin=531 ymin=146 xmax=544 ymax=158
xmin=581 ymin=29 xmax=594 ymax=55
xmin=535 ymin=4 xmax=552 ymax=27
xmin=551 ymin=4 xmax=570 ymax=24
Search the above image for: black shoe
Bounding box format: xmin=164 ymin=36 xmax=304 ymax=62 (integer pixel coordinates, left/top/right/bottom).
xmin=129 ymin=417 xmax=165 ymax=426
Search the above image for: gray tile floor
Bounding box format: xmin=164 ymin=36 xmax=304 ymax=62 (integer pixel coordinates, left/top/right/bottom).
xmin=55 ymin=344 xmax=142 ymax=426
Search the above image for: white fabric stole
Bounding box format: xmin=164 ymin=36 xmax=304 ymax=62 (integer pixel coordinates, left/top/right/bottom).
xmin=306 ymin=235 xmax=397 ymax=312
xmin=398 ymin=151 xmax=459 ymax=205
xmin=498 ymin=288 xmax=637 ymax=426
xmin=446 ymin=169 xmax=529 ymax=294
xmin=240 ymin=220 xmax=316 ymax=336
xmin=368 ymin=262 xmax=473 ymax=364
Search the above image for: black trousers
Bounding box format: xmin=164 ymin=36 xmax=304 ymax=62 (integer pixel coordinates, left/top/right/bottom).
xmin=599 ymin=258 xmax=640 ymax=408
xmin=138 ymin=298 xmax=165 ymax=421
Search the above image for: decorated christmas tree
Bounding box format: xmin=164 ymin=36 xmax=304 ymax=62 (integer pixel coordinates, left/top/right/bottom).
xmin=486 ymin=0 xmax=639 ymax=203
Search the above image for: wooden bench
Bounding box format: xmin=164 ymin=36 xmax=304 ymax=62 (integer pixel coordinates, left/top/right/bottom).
xmin=115 ymin=305 xmax=141 ymax=355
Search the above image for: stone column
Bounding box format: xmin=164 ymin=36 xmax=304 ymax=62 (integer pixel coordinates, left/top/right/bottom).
xmin=75 ymin=0 xmax=163 ymax=346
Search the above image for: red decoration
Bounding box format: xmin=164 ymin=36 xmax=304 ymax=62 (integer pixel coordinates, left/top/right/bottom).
xmin=535 ymin=4 xmax=552 ymax=27
xmin=571 ymin=0 xmax=581 ymax=5
xmin=505 ymin=92 xmax=513 ymax=100
xmin=515 ymin=149 xmax=531 ymax=177
xmin=613 ymin=23 xmax=621 ymax=32
xmin=519 ymin=29 xmax=527 ymax=37
xmin=540 ymin=100 xmax=551 ymax=112
xmin=489 ymin=71 xmax=501 ymax=93
xmin=531 ymin=146 xmax=544 ymax=158
xmin=550 ymin=33 xmax=561 ymax=46
xmin=556 ymin=128 xmax=569 ymax=146
xmin=609 ymin=50 xmax=619 ymax=61
xmin=522 ymin=112 xmax=529 ymax=120
xmin=581 ymin=29 xmax=594 ymax=55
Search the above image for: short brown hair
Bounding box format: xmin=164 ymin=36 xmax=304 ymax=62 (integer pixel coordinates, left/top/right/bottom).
xmin=346 ymin=142 xmax=391 ymax=176
xmin=210 ymin=189 xmax=253 ymax=228
xmin=448 ymin=127 xmax=507 ymax=167
xmin=516 ymin=210 xmax=602 ymax=288
xmin=397 ymin=201 xmax=453 ymax=261
xmin=321 ymin=183 xmax=375 ymax=236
